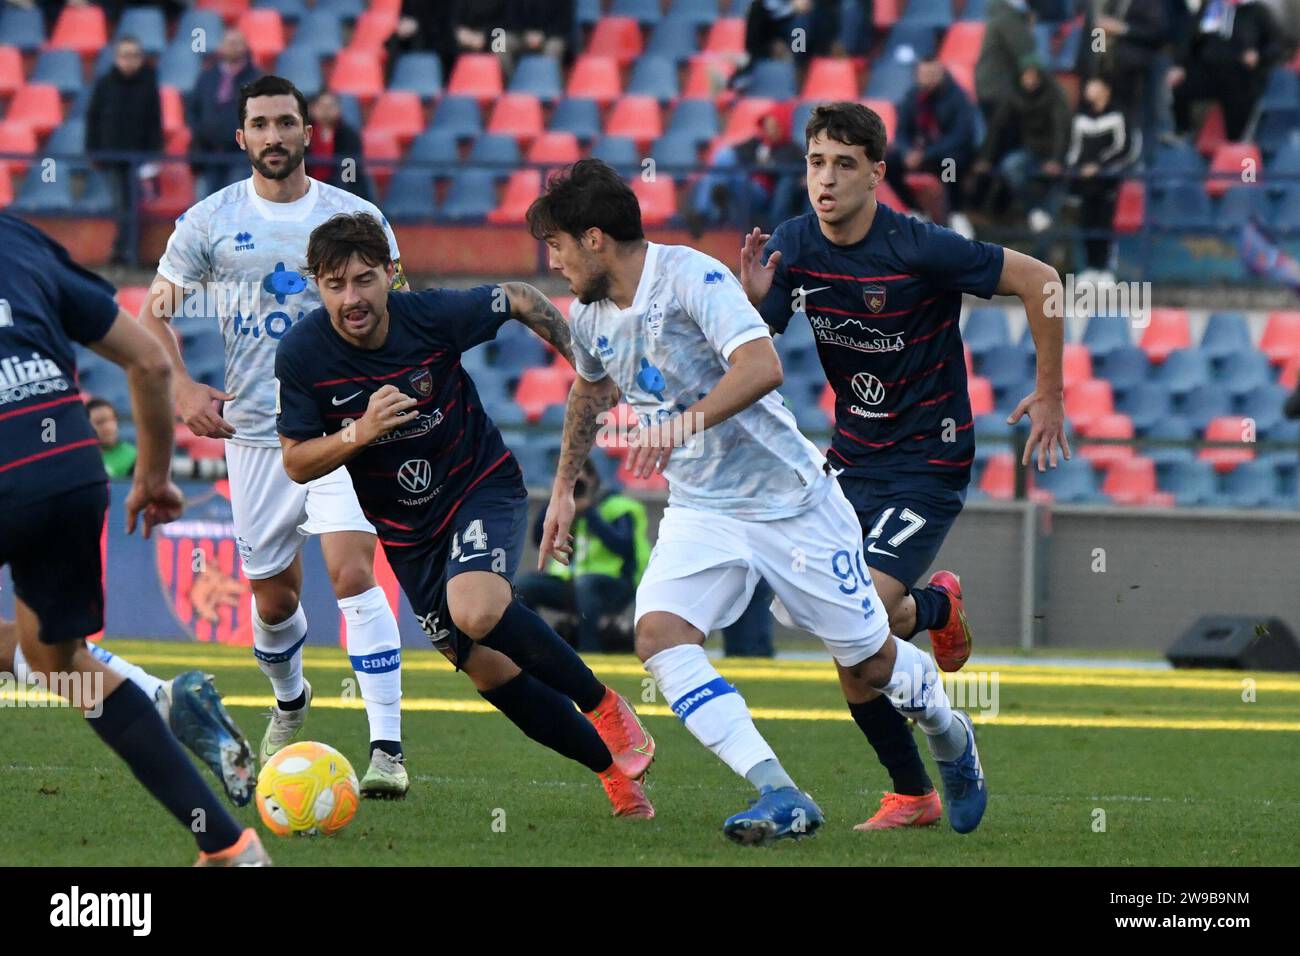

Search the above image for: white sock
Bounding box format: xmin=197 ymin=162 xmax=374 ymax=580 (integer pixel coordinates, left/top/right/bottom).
xmin=253 ymin=604 xmax=307 ymax=704
xmin=15 ymin=641 xmax=168 ymax=701
xmin=644 ymin=644 xmax=781 ymax=780
xmin=881 ymin=636 xmax=967 ymax=761
xmin=338 ymin=586 xmax=403 ymax=745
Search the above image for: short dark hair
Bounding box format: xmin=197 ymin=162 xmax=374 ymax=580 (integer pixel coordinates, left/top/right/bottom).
xmin=85 ymin=397 xmax=117 ymax=416
xmin=116 ymin=34 xmax=141 ymax=50
xmin=306 ymin=212 xmax=391 ymax=280
xmin=239 ymin=75 xmax=309 ymax=128
xmin=526 ymin=159 xmax=644 ymax=243
xmin=804 ymin=101 xmax=888 ymax=162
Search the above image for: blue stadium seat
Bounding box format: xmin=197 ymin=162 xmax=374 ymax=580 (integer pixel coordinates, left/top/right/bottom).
xmin=1260 ymin=68 xmax=1300 ymax=111
xmin=293 ymin=11 xmax=343 ymax=56
xmin=611 ymin=0 xmax=663 ymax=25
xmin=31 ymin=50 xmax=84 ymax=97
xmin=549 ymin=98 xmax=603 ymax=141
xmin=255 ymin=0 xmax=309 ymax=22
xmin=430 ymin=96 xmax=483 ymax=139
xmin=490 ymin=323 xmax=550 ymax=370
xmin=649 ymin=134 xmax=699 ymax=173
xmin=316 ymin=0 xmax=365 ymax=21
xmin=336 ymin=93 xmax=363 ymax=133
xmin=739 ymin=59 xmax=797 ymax=99
xmin=174 ymin=9 xmax=224 ymax=51
xmin=838 ymin=0 xmax=873 ymax=55
xmin=590 ymin=135 xmax=640 ymax=169
xmin=1214 ymin=350 xmax=1273 ymax=398
xmin=468 ymin=133 xmax=521 ymax=172
xmin=977 ymin=343 xmax=1033 ymax=394
xmin=1034 ymin=460 xmax=1103 ymax=503
xmin=509 ymin=55 xmax=563 ymax=103
xmin=1222 ymin=459 xmax=1281 ymax=509
xmin=1149 ymin=188 xmax=1214 ymax=231
xmin=1268 ymin=142 xmax=1300 ymax=193
xmin=864 ymin=60 xmax=914 ymax=103
xmin=275 ymin=47 xmax=324 ymax=98
xmin=407 ymin=128 xmax=460 ymax=171
xmin=963 ymin=307 xmax=1010 ymax=357
xmin=1257 ymin=110 xmax=1300 ymax=158
xmin=1262 ymin=450 xmax=1300 ymax=498
xmin=1158 ymin=459 xmax=1220 ymax=507
xmin=439 ymin=170 xmax=498 ymax=221
xmin=1150 ymin=141 xmax=1207 ymax=185
xmin=1093 ymin=345 xmax=1149 ymax=397
xmin=0 ymin=5 xmax=46 ymax=51
xmin=973 ymin=412 xmax=1014 ymax=444
xmin=115 ymin=6 xmax=168 ymax=55
xmin=901 ymin=0 xmax=954 ymax=27
xmin=666 ymin=99 xmax=719 ymax=144
xmin=1177 ymin=383 xmax=1233 ymax=431
xmin=793 ymin=401 xmax=831 ymax=433
xmin=780 ymin=367 xmax=823 ymax=405
xmin=45 ymin=119 xmax=85 ymax=156
xmin=158 ymin=41 xmax=203 ymax=95
xmin=1143 ymin=417 xmax=1196 ymax=467
xmin=576 ymin=0 xmax=602 ymax=27
xmin=389 ymin=52 xmax=443 ymax=99
xmin=881 ymin=22 xmax=938 ymax=64
xmin=1200 ymin=311 xmax=1251 ymax=362
xmin=11 ymin=164 xmax=112 ymax=214
xmin=511 ymin=443 xmax=551 ymax=486
xmin=64 ymin=86 xmax=92 ymax=122
xmin=93 ymin=45 xmax=115 ymax=79
xmin=1118 ymin=381 xmax=1175 ymax=434
xmin=960 ymin=0 xmax=989 ymax=19
xmin=1153 ymin=348 xmax=1213 ymax=399
xmin=1273 ymin=184 xmax=1300 ymax=235
xmin=383 ymin=168 xmax=438 ymax=222
xmin=665 ymin=0 xmax=719 ymax=27
xmin=536 ymin=404 xmax=568 ymax=430
xmin=627 ymin=56 xmax=679 ymax=102
xmin=1216 ymin=185 xmax=1272 ymax=230
xmin=1081 ymin=314 xmax=1132 ymax=359
xmin=645 ymin=18 xmax=701 ymax=61
xmin=1236 ymin=383 xmax=1288 ymax=437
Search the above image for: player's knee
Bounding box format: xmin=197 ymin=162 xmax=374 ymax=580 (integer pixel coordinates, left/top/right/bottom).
xmin=451 ymin=596 xmax=509 ymax=641
xmin=253 ymin=593 xmax=300 ymax=626
xmin=329 ymin=560 xmax=375 ymax=600
xmin=634 ymin=612 xmax=695 ymax=663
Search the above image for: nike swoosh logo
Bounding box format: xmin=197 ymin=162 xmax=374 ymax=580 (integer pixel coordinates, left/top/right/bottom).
xmin=332 ymin=390 xmax=363 ymax=406
xmin=457 ymin=551 xmax=490 ymax=563
xmin=866 ymin=542 xmax=899 ymax=558
xmin=794 ymin=285 xmax=831 ymax=297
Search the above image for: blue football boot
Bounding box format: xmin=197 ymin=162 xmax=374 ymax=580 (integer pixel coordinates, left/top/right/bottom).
xmin=723 ymin=786 xmax=825 ymax=846
xmin=166 ymin=671 xmax=255 ymax=806
xmin=936 ymin=710 xmax=987 ymax=834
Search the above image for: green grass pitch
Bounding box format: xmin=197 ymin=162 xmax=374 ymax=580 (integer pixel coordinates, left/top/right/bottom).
xmin=2 ymin=640 xmax=1297 ymax=866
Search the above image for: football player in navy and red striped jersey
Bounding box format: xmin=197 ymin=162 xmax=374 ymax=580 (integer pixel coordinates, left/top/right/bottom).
xmin=742 ymin=102 xmax=1069 ymax=831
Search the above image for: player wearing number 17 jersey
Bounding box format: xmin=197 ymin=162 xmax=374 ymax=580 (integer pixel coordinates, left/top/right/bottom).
xmin=743 ymin=102 xmax=1069 ymax=831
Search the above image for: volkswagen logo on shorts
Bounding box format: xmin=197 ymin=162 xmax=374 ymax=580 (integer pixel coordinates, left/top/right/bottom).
xmin=851 ymin=372 xmax=885 ymax=406
xmin=397 ymin=459 xmax=431 ymax=494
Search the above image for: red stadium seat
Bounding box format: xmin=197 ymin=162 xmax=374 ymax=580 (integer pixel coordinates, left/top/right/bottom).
xmin=587 ymin=16 xmax=643 ymax=65
xmin=525 ymin=131 xmax=581 ymax=165
xmin=818 ymin=381 xmax=835 ymax=422
xmin=1079 ymin=412 xmax=1134 ymax=467
xmin=0 ymin=164 xmax=11 ymax=208
xmin=968 ymin=375 xmax=993 ymax=415
xmin=160 ymin=85 xmax=186 ymax=137
xmin=366 ymin=91 xmax=424 ymax=145
xmin=487 ymin=92 xmax=545 ymax=143
xmin=1112 ymin=179 xmax=1144 ymax=233
xmin=682 ymin=54 xmax=736 ymax=99
xmin=1260 ymin=311 xmax=1300 ymax=366
xmin=1200 ymin=416 xmax=1256 ymax=473
xmin=348 ymin=9 xmax=399 ymax=53
xmin=48 ymin=3 xmax=108 ymax=56
xmin=141 ymin=164 xmax=196 ymax=219
xmin=0 ymin=120 xmax=38 ymax=175
xmin=903 ymin=172 xmax=946 ymax=221
xmin=166 ymin=126 xmax=191 ymax=156
xmin=703 ymin=18 xmax=746 ymax=55
xmin=938 ymin=22 xmax=985 ymax=69
xmin=1280 ymin=354 xmax=1300 ymax=389
xmin=616 ymin=452 xmax=669 ymax=491
xmin=1195 ymin=103 xmax=1225 ymax=157
xmin=369 ymin=0 xmax=402 ymax=13
xmin=329 ymin=50 xmax=385 ymax=103
xmin=632 ymin=174 xmax=676 ymax=225
xmin=860 ymin=98 xmax=897 ymax=141
xmin=362 ymin=129 xmax=401 ymax=192
xmin=1062 ymin=342 xmax=1093 ymax=387
xmin=1101 ymin=457 xmax=1160 ymax=506
xmin=188 ymin=435 xmax=227 ymax=460
xmin=874 ymin=0 xmax=900 ymax=29
xmin=978 ymin=453 xmax=1015 ymax=499
xmin=5 ymin=85 xmax=62 ymax=138
xmin=197 ymin=0 xmax=250 ymax=26
xmin=1064 ymin=378 xmax=1114 ymax=433
xmin=964 ymin=343 xmax=974 ymax=377
xmin=722 ymin=97 xmax=777 ymax=143
xmin=515 ymin=365 xmax=575 ymax=422
xmin=235 ymin=9 xmax=284 ymax=67
xmin=1206 ymin=142 xmax=1261 ymax=198
xmin=606 ymin=95 xmax=662 ymax=151
xmin=447 ymin=53 xmax=504 ymax=103
xmin=802 ymin=58 xmax=857 ymax=100
xmin=946 ymin=62 xmax=975 ymax=100
xmin=486 ymin=169 xmax=542 ymax=224
xmin=116 ymin=286 xmax=149 ymax=317
xmin=566 ymin=55 xmax=622 ymax=106
xmin=0 ymin=46 xmax=23 ymax=97
xmin=1139 ymin=307 xmax=1190 ymax=364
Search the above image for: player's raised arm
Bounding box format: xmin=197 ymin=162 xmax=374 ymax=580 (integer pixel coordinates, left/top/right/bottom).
xmin=996 ymin=247 xmax=1071 ymax=471
xmin=739 ymin=227 xmax=782 ymax=309
xmin=500 ymin=281 xmax=574 ymax=367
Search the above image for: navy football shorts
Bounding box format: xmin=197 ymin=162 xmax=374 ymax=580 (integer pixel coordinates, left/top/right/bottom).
xmin=383 ymin=474 xmax=528 ymax=668
xmin=0 ymin=482 xmax=109 ymax=644
xmin=835 ymin=475 xmax=967 ymax=591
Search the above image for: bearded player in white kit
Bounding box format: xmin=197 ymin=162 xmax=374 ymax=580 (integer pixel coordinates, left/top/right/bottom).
xmin=137 ymin=76 xmax=410 ymax=796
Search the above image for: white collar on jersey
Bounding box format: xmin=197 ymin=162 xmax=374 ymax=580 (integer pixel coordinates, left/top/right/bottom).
xmin=243 ymin=176 xmax=322 ymax=223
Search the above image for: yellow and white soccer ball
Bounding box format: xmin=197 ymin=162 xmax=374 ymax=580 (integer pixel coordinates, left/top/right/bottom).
xmin=256 ymin=741 xmax=360 ymax=837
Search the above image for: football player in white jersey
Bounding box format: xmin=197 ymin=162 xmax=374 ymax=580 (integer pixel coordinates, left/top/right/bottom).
xmin=532 ymin=160 xmax=989 ymax=844
xmin=137 ymin=77 xmax=410 ymax=797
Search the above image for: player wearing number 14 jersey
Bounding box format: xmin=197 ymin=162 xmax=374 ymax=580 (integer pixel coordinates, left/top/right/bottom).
xmin=743 ymin=102 xmax=1069 ymax=831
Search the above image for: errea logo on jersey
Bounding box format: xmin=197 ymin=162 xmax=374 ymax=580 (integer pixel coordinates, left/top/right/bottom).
xmin=233 ymin=231 xmax=255 ymax=251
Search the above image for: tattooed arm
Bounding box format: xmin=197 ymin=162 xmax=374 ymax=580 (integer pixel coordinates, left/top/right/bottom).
xmin=501 ymin=281 xmax=574 ymax=367
xmin=538 ymin=373 xmax=619 ymax=568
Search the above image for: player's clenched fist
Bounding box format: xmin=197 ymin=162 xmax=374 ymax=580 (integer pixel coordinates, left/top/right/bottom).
xmin=359 ymin=384 xmax=418 ymax=443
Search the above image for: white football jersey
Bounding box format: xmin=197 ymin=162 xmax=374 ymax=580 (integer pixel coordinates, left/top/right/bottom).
xmin=569 ymin=242 xmax=831 ymax=520
xmin=157 ymin=177 xmax=400 ymax=446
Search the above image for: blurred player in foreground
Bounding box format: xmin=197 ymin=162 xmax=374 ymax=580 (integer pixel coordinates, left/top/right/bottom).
xmin=273 ymin=212 xmax=656 ymax=818
xmin=532 ymin=160 xmax=988 ymax=844
xmin=0 ymin=213 xmax=266 ymax=866
xmin=742 ymin=101 xmax=1068 ymax=830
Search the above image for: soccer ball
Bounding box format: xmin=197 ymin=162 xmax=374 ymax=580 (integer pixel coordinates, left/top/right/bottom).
xmin=256 ymin=741 xmax=360 ymax=837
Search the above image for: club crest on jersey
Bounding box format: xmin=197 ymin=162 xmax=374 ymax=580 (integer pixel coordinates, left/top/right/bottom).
xmin=409 ymin=368 xmax=432 ymax=397
xmin=234 ymin=231 xmax=254 ymax=251
xmin=646 ymin=301 xmax=663 ymax=338
xmin=863 ymin=284 xmax=887 ymax=313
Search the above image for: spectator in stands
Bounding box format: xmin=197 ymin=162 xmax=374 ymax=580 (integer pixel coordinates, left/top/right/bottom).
xmin=188 ymin=29 xmax=259 ymax=197
xmin=512 ymin=0 xmax=575 ymax=63
xmin=884 ymin=56 xmax=978 ymax=237
xmin=686 ymin=104 xmax=805 ymax=234
xmin=733 ymin=0 xmax=841 ymax=89
xmin=85 ymin=34 xmax=162 ymax=265
xmin=451 ymin=0 xmax=513 ymax=56
xmin=972 ymin=54 xmax=1071 ymax=234
xmin=1075 ymin=0 xmax=1172 ymax=136
xmin=1169 ymin=0 xmax=1284 ymax=143
xmin=388 ymin=0 xmax=458 ymax=82
xmin=307 ymin=91 xmax=372 ymax=203
xmin=975 ymin=0 xmax=1037 ymax=124
xmin=1065 ymin=75 xmax=1138 ymax=284
xmin=86 ymin=397 xmax=137 ymax=479
xmin=516 ymin=461 xmax=650 ymax=653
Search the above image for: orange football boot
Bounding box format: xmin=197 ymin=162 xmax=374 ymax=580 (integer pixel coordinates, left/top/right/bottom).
xmin=927 ymin=570 xmax=973 ymax=672
xmin=586 ymin=686 xmax=655 ymax=780
xmin=853 ymin=790 xmax=942 ymax=831
xmin=599 ymin=767 xmax=655 ymax=819
xmin=194 ymin=828 xmax=271 ymax=867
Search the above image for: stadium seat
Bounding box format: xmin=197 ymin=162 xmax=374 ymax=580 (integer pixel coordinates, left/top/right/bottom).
xmin=317 ymin=0 xmax=365 ymax=21
xmin=430 ymin=96 xmax=482 ymax=139
xmin=682 ymin=53 xmax=736 ymax=98
xmin=1143 ymin=417 xmax=1196 ymax=467
xmin=0 ymin=45 xmax=22 ymax=97
xmin=632 ymin=174 xmax=676 ymax=225
xmin=611 ymin=0 xmax=662 ymax=25
xmin=1139 ymin=307 xmax=1190 ymax=363
xmin=468 ymin=133 xmax=522 ymax=172
xmin=1260 ymin=311 xmax=1300 ymax=366
xmin=6 ymin=85 xmax=62 ymax=138
xmin=439 ymin=169 xmax=498 ymax=221
xmin=1154 ymin=347 xmax=1213 ymax=399
xmin=938 ymin=21 xmax=985 ymax=68
xmin=1272 ymin=183 xmax=1300 ymax=235
xmin=0 ymin=164 xmax=11 ymax=208
xmin=1117 ymin=382 xmax=1175 ymax=435
xmin=382 ymin=168 xmax=438 ymax=222
xmin=1268 ymin=141 xmax=1300 ymax=192
xmin=1215 ymin=350 xmax=1274 ymax=400
xmin=515 ymin=365 xmax=575 ymax=422
xmin=487 ymin=169 xmax=542 ymax=224
xmin=198 ymin=0 xmax=252 ymax=24
xmin=159 ymin=85 xmax=186 ymax=137
xmin=48 ymin=3 xmax=108 ymax=56
xmin=329 ymin=49 xmax=384 ymax=103
xmin=361 ymin=129 xmax=401 ymax=190
xmin=30 ymin=50 xmax=83 ymax=97
xmin=666 ymin=0 xmax=718 ymax=27
xmin=799 ymin=57 xmax=857 ymax=100
xmin=742 ymin=59 xmax=798 ymax=99
xmin=1093 ymin=346 xmax=1149 ymax=397
xmin=978 ymin=452 xmax=1015 ymax=499
xmin=976 ymin=343 xmax=1032 ymax=393
xmin=0 ymin=120 xmax=36 ymax=176
xmin=902 ymin=0 xmax=954 ymax=28
xmin=1216 ymin=184 xmax=1271 ymax=230
xmin=1082 ymin=315 xmax=1133 ymax=360
xmin=256 ymin=0 xmax=308 ymax=21
xmin=1236 ymin=384 xmax=1289 ymax=438
xmin=490 ymin=323 xmax=550 ymax=371
xmin=1064 ymin=378 xmax=1114 ymax=433
xmin=274 ymin=47 xmax=323 ymax=97
xmin=1031 ymin=459 xmax=1101 ymax=503
xmin=140 ymin=163 xmax=197 ymax=219
xmin=627 ymin=56 xmax=679 ymax=102
xmin=587 ymin=17 xmax=643 ymax=65
xmin=407 ymin=128 xmax=459 ymax=177
xmin=864 ymin=60 xmax=915 ymax=102
xmin=487 ymin=93 xmax=545 ymax=144
xmin=549 ymin=98 xmax=603 ymax=141
xmin=509 ymin=54 xmax=563 ymax=104
xmin=1149 ymin=188 xmax=1214 ymax=230
xmin=236 ymin=9 xmax=285 ymax=65
xmin=962 ymin=306 xmax=1009 ymax=357
xmin=389 ymin=52 xmax=443 ymax=99
xmin=703 ymin=18 xmax=746 ymax=55
xmin=818 ymin=381 xmax=837 ymax=421
xmin=882 ymin=21 xmax=939 ymax=64
xmin=347 ymin=9 xmax=397 ymax=53
xmin=1112 ymin=179 xmax=1144 ymax=233
xmin=158 ymin=42 xmax=203 ymax=95
xmin=526 ymin=131 xmax=581 ymax=166
xmin=44 ymin=118 xmax=84 ymax=157
xmin=1260 ymin=67 xmax=1300 ymax=111
xmin=1206 ymin=142 xmax=1262 ymax=199
xmin=1159 ymin=458 xmax=1220 ymax=507
xmin=1151 ymin=140 xmax=1207 ymax=186
xmin=967 ymin=375 xmax=994 ymax=415
xmin=365 ymin=91 xmax=424 ymax=146
xmin=566 ymin=55 xmax=622 ymax=106
xmin=722 ymin=98 xmax=778 ymax=144
xmin=1228 ymin=459 xmax=1289 ymax=508
xmin=606 ymin=95 xmax=663 ymax=151
xmin=292 ymin=10 xmax=343 ymax=56
xmin=447 ymin=53 xmax=504 ymax=103
xmin=645 ymin=18 xmax=701 ymax=62
xmin=0 ymin=6 xmax=46 ymax=52
xmin=1198 ymin=310 xmax=1251 ymax=363
xmin=667 ymin=99 xmax=720 ymax=144
xmin=591 ymin=135 xmax=640 ymax=169
xmin=1200 ymin=416 xmax=1256 ymax=472
xmin=1062 ymin=342 xmax=1093 ymax=387
xmin=1178 ymin=383 xmax=1233 ymax=431
xmin=1101 ymin=457 xmax=1163 ymax=506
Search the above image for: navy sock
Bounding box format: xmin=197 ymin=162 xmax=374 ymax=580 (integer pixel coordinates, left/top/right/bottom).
xmin=277 ymin=689 xmax=307 ymax=711
xmin=480 ymin=672 xmax=613 ymax=774
xmin=88 ymin=681 xmax=244 ymax=854
xmin=908 ymin=585 xmax=952 ymax=638
xmin=847 ymin=695 xmax=933 ymax=796
xmin=371 ymin=739 xmax=403 ymax=758
xmin=479 ymin=601 xmax=606 ymax=712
